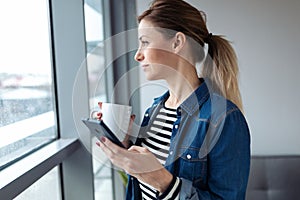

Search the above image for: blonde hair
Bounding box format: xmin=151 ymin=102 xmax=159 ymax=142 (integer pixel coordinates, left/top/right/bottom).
xmin=138 ymin=0 xmax=243 ymax=111
xmin=202 ymin=35 xmax=243 ymax=111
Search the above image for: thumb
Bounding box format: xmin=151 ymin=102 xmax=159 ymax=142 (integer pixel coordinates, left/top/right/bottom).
xmin=127 ymin=114 xmax=136 ymax=133
xmin=128 ymin=145 xmax=149 ymax=153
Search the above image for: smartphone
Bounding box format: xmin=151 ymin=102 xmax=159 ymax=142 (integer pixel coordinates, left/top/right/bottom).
xmin=81 ymin=118 xmax=125 ymax=148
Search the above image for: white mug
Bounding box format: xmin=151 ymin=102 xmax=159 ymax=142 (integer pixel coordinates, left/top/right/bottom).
xmin=92 ymin=103 xmax=132 ymax=141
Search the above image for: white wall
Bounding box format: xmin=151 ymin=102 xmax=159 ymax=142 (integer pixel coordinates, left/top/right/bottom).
xmin=136 ymin=0 xmax=300 ymax=155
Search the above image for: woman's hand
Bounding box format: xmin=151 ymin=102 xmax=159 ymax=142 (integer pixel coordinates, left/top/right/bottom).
xmin=96 ymin=137 xmax=173 ymax=193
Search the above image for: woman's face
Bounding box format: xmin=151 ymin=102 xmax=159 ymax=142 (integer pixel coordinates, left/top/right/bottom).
xmin=135 ymin=20 xmax=178 ymax=80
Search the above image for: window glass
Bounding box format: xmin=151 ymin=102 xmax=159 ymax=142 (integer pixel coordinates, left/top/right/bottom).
xmin=84 ymin=0 xmax=106 ymax=110
xmin=84 ymin=1 xmax=113 ymax=200
xmin=14 ymin=167 xmax=61 ymax=200
xmin=0 ymin=0 xmax=57 ymax=169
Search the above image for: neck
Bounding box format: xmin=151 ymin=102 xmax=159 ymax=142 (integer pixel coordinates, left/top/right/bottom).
xmin=164 ymin=67 xmax=201 ymax=109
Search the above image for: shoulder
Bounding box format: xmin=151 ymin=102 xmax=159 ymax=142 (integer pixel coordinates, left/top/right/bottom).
xmin=199 ymin=93 xmax=245 ymax=127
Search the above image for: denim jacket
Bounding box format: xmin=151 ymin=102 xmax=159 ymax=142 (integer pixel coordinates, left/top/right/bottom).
xmin=126 ymin=80 xmax=251 ymax=200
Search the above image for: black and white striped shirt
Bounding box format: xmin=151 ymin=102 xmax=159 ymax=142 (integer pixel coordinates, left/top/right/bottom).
xmin=139 ymin=105 xmax=181 ymax=200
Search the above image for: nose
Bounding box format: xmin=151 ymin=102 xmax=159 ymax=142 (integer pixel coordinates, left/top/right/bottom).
xmin=134 ymin=49 xmax=144 ymax=62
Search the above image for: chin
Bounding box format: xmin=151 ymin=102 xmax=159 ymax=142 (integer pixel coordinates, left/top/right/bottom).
xmin=143 ymin=68 xmax=166 ymax=81
xmin=144 ymin=72 xmax=159 ymax=81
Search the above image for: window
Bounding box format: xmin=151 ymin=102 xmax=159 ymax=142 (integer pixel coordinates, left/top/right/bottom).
xmin=14 ymin=167 xmax=61 ymax=200
xmin=1 ymin=0 xmax=97 ymax=199
xmin=0 ymin=0 xmax=57 ymax=170
xmin=84 ymin=0 xmax=106 ymax=110
xmin=84 ymin=1 xmax=113 ymax=200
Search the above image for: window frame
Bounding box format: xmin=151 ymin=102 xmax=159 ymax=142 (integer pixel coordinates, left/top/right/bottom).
xmin=0 ymin=0 xmax=139 ymax=199
xmin=0 ymin=0 xmax=94 ymax=199
xmin=0 ymin=0 xmax=58 ymax=170
xmin=0 ymin=138 xmax=79 ymax=199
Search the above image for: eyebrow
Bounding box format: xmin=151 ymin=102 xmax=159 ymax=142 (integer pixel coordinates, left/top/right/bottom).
xmin=138 ymin=35 xmax=149 ymax=41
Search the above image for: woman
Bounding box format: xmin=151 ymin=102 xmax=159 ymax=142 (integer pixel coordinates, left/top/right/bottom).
xmin=97 ymin=0 xmax=250 ymax=199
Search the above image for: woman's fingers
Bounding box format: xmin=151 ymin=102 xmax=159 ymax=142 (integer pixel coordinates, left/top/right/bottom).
xmin=126 ymin=114 xmax=136 ymax=136
xmin=96 ymin=112 xmax=102 ymax=120
xmin=128 ymin=145 xmax=149 ymax=153
xmin=130 ymin=114 xmax=136 ymax=120
xmin=120 ymin=114 xmax=136 ymax=148
xmin=97 ymin=137 xmax=139 ymax=171
xmin=90 ymin=111 xmax=102 ymax=120
xmin=100 ymin=137 xmax=126 ymax=155
xmin=93 ymin=102 xmax=103 ymax=120
xmin=96 ymin=138 xmax=114 ymax=157
xmin=90 ymin=101 xmax=103 ymax=120
xmin=129 ymin=114 xmax=136 ymax=130
xmin=96 ymin=140 xmax=163 ymax=175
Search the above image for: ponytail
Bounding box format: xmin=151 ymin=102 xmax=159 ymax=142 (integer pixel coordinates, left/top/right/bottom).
xmin=202 ymin=34 xmax=243 ymax=111
xmin=137 ymin=0 xmax=243 ymax=111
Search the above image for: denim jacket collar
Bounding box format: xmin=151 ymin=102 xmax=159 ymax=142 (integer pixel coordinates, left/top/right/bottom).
xmin=152 ymin=78 xmax=210 ymax=116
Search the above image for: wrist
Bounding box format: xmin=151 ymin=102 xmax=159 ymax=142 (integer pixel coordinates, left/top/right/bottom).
xmin=156 ymin=169 xmax=173 ymax=193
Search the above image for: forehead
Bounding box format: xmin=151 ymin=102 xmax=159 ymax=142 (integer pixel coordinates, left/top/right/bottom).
xmin=138 ymin=20 xmax=164 ymax=38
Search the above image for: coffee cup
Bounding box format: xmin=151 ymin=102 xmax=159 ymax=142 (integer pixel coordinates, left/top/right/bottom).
xmin=94 ymin=103 xmax=132 ymax=141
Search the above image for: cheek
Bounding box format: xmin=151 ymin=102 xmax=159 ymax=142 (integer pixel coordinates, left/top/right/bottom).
xmin=146 ymin=49 xmax=177 ymax=67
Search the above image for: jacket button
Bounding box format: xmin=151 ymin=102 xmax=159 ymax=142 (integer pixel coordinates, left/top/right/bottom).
xmin=169 ymin=151 xmax=173 ymax=155
xmin=186 ymin=154 xmax=192 ymax=160
xmin=145 ymin=113 xmax=149 ymax=117
xmin=174 ymin=124 xmax=178 ymax=129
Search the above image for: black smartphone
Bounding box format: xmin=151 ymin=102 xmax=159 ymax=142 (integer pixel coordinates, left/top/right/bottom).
xmin=81 ymin=118 xmax=125 ymax=148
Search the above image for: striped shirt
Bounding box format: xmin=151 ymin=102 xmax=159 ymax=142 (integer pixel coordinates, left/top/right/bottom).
xmin=139 ymin=105 xmax=181 ymax=200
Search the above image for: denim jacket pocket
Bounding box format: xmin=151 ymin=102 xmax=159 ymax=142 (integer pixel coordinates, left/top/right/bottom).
xmin=177 ymin=147 xmax=208 ymax=189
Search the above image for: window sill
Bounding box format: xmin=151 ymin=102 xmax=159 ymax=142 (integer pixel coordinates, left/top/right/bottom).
xmin=0 ymin=138 xmax=80 ymax=199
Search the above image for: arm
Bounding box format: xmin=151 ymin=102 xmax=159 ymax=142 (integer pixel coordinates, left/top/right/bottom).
xmin=180 ymin=109 xmax=251 ymax=199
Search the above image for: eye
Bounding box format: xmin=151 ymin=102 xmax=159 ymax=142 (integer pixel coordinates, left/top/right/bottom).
xmin=140 ymin=40 xmax=149 ymax=47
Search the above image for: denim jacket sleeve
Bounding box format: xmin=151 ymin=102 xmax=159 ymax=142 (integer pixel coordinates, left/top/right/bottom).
xmin=179 ymin=108 xmax=251 ymax=200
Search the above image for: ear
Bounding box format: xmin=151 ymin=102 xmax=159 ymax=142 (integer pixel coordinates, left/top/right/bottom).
xmin=172 ymin=32 xmax=186 ymax=53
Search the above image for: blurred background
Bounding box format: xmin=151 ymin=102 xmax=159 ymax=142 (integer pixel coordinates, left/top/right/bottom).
xmin=0 ymin=0 xmax=299 ymax=199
